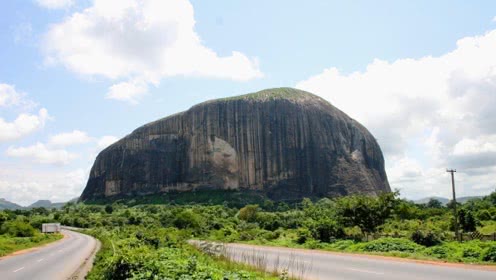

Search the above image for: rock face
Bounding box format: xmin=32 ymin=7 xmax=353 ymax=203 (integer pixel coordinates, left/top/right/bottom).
xmin=81 ymin=88 xmax=390 ymax=202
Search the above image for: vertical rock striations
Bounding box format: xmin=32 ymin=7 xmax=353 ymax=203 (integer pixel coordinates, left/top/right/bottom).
xmin=81 ymin=88 xmax=390 ymax=202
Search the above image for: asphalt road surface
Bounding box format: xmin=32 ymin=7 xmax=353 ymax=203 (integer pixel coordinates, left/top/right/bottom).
xmin=0 ymin=230 xmax=97 ymax=280
xmin=224 ymin=243 xmax=496 ymax=280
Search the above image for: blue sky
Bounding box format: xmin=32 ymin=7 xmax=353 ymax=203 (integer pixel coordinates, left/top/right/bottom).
xmin=1 ymin=0 xmax=496 ymax=205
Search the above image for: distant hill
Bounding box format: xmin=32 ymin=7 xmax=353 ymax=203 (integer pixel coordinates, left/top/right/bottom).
xmin=0 ymin=198 xmax=23 ymax=210
xmin=414 ymin=196 xmax=483 ymax=205
xmin=27 ymin=200 xmax=66 ymax=209
xmin=0 ymin=197 xmax=79 ymax=210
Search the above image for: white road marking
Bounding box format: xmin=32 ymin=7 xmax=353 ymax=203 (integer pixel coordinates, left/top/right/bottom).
xmin=37 ymin=258 xmax=44 ymax=262
xmin=13 ymin=267 xmax=25 ymax=273
xmin=344 ymin=267 xmax=384 ymax=275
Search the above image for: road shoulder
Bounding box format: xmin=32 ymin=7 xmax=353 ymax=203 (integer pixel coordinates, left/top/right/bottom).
xmin=68 ymin=235 xmax=101 ymax=280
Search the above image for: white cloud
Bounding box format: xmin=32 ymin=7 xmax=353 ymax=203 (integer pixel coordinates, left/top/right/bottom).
xmin=297 ymin=29 xmax=496 ymax=199
xmin=6 ymin=142 xmax=78 ymax=165
xmin=453 ymin=136 xmax=496 ymax=156
xmin=0 ymin=83 xmax=36 ymax=108
xmin=35 ymin=0 xmax=74 ymax=9
xmin=0 ymin=108 xmax=49 ymax=142
xmin=106 ymin=80 xmax=148 ymax=103
xmin=493 ymin=16 xmax=496 ymax=22
xmin=97 ymin=135 xmax=118 ymax=149
xmin=43 ymin=0 xmax=262 ymax=103
xmin=49 ymin=130 xmax=92 ymax=147
xmin=0 ymin=166 xmax=86 ymax=206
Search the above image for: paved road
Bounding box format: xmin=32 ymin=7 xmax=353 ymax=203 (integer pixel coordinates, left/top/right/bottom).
xmin=224 ymin=243 xmax=496 ymax=280
xmin=0 ymin=230 xmax=97 ymax=280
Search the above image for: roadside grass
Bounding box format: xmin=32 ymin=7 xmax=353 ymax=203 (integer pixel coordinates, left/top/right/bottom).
xmin=0 ymin=233 xmax=63 ymax=257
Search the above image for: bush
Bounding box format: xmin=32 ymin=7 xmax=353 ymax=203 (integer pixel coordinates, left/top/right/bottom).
xmin=0 ymin=221 xmax=37 ymax=237
xmin=238 ymin=204 xmax=259 ymax=222
xmin=462 ymin=247 xmax=481 ymax=259
xmin=482 ymin=245 xmax=496 ymax=262
xmin=329 ymin=240 xmax=356 ymax=251
xmin=261 ymin=230 xmax=280 ymax=241
xmin=306 ymin=219 xmax=344 ymax=243
xmin=423 ymin=245 xmax=454 ymax=259
xmin=344 ymin=226 xmax=363 ymax=241
xmin=296 ymin=227 xmax=312 ymax=244
xmin=410 ymin=230 xmax=442 ymax=247
xmin=357 ymin=238 xmax=423 ymax=253
xmin=304 ymin=239 xmax=322 ymax=249
xmin=173 ymin=210 xmax=201 ymax=230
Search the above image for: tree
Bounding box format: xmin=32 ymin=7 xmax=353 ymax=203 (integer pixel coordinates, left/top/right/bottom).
xmin=0 ymin=211 xmax=8 ymax=227
xmin=427 ymin=198 xmax=443 ymax=209
xmin=238 ymin=204 xmax=259 ymax=222
xmin=173 ymin=210 xmax=201 ymax=230
xmin=458 ymin=209 xmax=477 ymax=232
xmin=305 ymin=218 xmax=344 ymax=242
xmin=336 ymin=192 xmax=398 ymax=234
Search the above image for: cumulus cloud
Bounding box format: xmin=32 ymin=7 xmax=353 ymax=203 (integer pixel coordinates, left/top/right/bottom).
xmin=0 ymin=109 xmax=49 ymax=142
xmin=35 ymin=0 xmax=74 ymax=9
xmin=0 ymin=167 xmax=85 ymax=206
xmin=48 ymin=130 xmax=92 ymax=146
xmin=0 ymin=83 xmax=36 ymax=109
xmin=297 ymin=28 xmax=496 ymax=199
xmin=106 ymin=80 xmax=148 ymax=104
xmin=43 ymin=0 xmax=262 ymax=103
xmin=97 ymin=135 xmax=118 ymax=149
xmin=6 ymin=142 xmax=78 ymax=165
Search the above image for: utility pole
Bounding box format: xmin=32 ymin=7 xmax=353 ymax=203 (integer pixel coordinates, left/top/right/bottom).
xmin=447 ymin=169 xmax=460 ymax=242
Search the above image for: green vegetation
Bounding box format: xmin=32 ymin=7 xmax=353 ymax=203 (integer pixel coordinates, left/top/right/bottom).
xmin=0 ymin=209 xmax=62 ymax=256
xmin=84 ymin=227 xmax=277 ymax=280
xmin=2 ymin=190 xmax=496 ymax=278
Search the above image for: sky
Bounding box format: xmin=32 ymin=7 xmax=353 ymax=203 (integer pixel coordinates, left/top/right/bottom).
xmin=1 ymin=0 xmax=496 ymax=205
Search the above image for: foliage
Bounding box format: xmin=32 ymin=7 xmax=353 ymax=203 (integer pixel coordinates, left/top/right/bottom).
xmin=1 ymin=220 xmax=37 ymax=237
xmin=426 ymin=199 xmax=443 ymax=209
xmin=2 ymin=188 xmax=496 ymax=279
xmin=238 ymin=204 xmax=259 ymax=222
xmin=173 ymin=209 xmax=201 ymax=231
xmin=410 ymin=230 xmax=442 ymax=247
xmin=482 ymin=245 xmax=496 ymax=262
xmin=85 ymin=227 xmax=275 ymax=280
xmin=458 ymin=209 xmax=478 ymax=232
xmin=354 ymin=238 xmax=423 ymax=253
xmin=335 ymin=192 xmax=398 ymax=234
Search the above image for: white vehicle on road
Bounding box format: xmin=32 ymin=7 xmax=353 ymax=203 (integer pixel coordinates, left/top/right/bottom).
xmin=41 ymin=223 xmax=61 ymax=233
